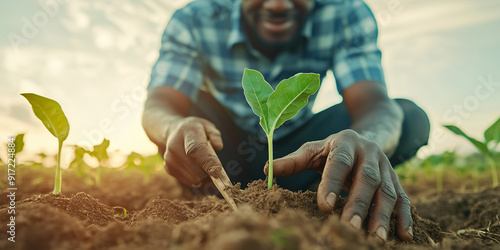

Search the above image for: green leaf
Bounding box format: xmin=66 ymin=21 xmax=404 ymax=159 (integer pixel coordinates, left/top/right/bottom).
xmin=444 ymin=125 xmax=490 ymax=156
xmin=21 ymin=93 xmax=70 ymax=142
xmin=242 ymin=69 xmax=274 ymax=134
xmin=69 ymin=146 xmax=90 ymax=168
xmin=267 ymin=73 xmax=320 ymax=131
xmin=14 ymin=133 xmax=25 ymax=154
xmin=91 ymin=139 xmax=110 ymax=163
xmin=485 ymin=117 xmax=500 ymax=146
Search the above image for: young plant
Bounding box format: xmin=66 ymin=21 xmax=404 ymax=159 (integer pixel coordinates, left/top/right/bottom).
xmin=423 ymin=151 xmax=455 ymax=192
xmin=242 ymin=68 xmax=320 ymax=189
xmin=21 ymin=93 xmax=70 ymax=194
xmin=89 ymin=138 xmax=110 ymax=185
xmin=69 ymin=145 xmax=94 ymax=185
xmin=121 ymin=152 xmax=163 ymax=183
xmin=444 ymin=116 xmax=500 ymax=187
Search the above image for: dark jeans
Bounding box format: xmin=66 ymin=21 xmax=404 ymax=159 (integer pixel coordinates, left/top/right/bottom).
xmin=190 ymin=91 xmax=430 ymax=192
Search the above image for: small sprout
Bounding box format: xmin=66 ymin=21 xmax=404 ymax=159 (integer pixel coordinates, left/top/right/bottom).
xmin=444 ymin=116 xmax=500 ymax=187
xmin=113 ymin=206 xmax=128 ymax=219
xmin=89 ymin=138 xmax=110 ymax=185
xmin=242 ymin=69 xmax=320 ymax=189
xmin=121 ymin=152 xmax=163 ymax=183
xmin=21 ymin=93 xmax=70 ymax=194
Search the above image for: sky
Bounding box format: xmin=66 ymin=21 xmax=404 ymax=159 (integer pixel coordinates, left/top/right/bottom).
xmin=1 ymin=0 xmax=499 ymax=165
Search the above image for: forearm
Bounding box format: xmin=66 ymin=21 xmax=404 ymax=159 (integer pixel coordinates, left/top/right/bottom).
xmin=143 ymin=101 xmax=181 ymax=146
xmin=142 ymin=87 xmax=192 ymax=154
xmin=350 ymin=99 xmax=403 ymax=157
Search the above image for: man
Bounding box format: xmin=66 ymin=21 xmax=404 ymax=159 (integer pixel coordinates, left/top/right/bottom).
xmin=142 ymin=0 xmax=430 ymax=245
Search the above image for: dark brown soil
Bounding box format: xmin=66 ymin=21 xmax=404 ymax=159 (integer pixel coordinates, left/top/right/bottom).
xmin=415 ymin=186 xmax=500 ymax=248
xmin=1 ymin=167 xmax=499 ymax=250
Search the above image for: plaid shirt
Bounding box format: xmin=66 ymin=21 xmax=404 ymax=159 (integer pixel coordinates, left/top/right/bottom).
xmin=148 ymin=0 xmax=385 ymax=142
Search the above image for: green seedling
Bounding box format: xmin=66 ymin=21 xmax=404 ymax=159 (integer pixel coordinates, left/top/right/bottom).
xmin=68 ymin=139 xmax=111 ymax=185
xmin=89 ymin=139 xmax=110 ymax=185
xmin=113 ymin=206 xmax=128 ymax=219
xmin=22 ymin=93 xmax=70 ymax=194
xmin=120 ymin=152 xmax=163 ymax=183
xmin=444 ymin=116 xmax=500 ymax=187
xmin=69 ymin=145 xmax=94 ymax=185
xmin=242 ymin=68 xmax=320 ymax=189
xmin=423 ymin=151 xmax=455 ymax=192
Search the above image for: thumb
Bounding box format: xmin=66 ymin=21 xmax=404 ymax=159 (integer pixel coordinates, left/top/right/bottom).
xmin=264 ymin=141 xmax=327 ymax=177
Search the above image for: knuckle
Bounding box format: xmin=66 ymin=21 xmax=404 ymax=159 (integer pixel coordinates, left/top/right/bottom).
xmin=321 ymin=174 xmax=343 ymax=191
xmin=304 ymin=144 xmax=318 ymax=159
xmin=183 ymin=116 xmax=199 ymax=123
xmin=398 ymin=192 xmax=412 ymax=208
xmin=301 ymin=141 xmax=318 ymax=153
xmin=365 ymin=140 xmax=379 ymax=150
xmin=340 ymin=129 xmax=359 ymax=141
xmin=352 ymin=196 xmax=371 ymax=213
xmin=379 ymin=182 xmax=398 ymax=204
xmin=178 ymin=118 xmax=203 ymax=130
xmin=360 ymin=139 xmax=379 ymax=152
xmin=331 ymin=151 xmax=354 ymax=171
xmin=203 ymin=155 xmax=220 ymax=172
xmin=185 ymin=141 xmax=205 ymax=158
xmin=359 ymin=164 xmax=381 ymax=186
xmin=377 ymin=211 xmax=392 ymax=225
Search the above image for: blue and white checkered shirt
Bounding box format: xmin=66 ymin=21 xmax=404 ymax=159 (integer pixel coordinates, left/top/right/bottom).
xmin=148 ymin=0 xmax=385 ymax=142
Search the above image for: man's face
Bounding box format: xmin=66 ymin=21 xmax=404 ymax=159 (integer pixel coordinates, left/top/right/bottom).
xmin=241 ymin=0 xmax=314 ymax=46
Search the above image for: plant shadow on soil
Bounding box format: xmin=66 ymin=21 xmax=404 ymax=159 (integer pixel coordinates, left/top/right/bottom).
xmin=0 ymin=169 xmax=499 ymax=250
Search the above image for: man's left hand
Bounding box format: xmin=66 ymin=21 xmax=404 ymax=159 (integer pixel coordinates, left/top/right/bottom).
xmin=264 ymin=129 xmax=413 ymax=245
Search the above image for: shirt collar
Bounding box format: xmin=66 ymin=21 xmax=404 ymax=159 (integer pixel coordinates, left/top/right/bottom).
xmin=226 ymin=0 xmax=314 ymax=51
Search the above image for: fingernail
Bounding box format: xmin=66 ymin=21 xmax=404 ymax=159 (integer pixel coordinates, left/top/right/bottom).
xmin=407 ymin=226 xmax=413 ymax=238
xmin=376 ymin=227 xmax=387 ymax=242
xmin=326 ymin=192 xmax=336 ymax=210
xmin=350 ymin=215 xmax=362 ymax=230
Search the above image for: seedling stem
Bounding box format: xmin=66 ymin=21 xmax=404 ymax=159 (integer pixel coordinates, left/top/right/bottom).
xmin=267 ymin=132 xmax=274 ymax=189
xmin=488 ymin=157 xmax=498 ymax=187
xmin=53 ymin=140 xmax=63 ymax=194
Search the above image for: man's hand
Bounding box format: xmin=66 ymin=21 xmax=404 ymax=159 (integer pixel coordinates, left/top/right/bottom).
xmin=163 ymin=116 xmax=224 ymax=188
xmin=264 ymin=129 xmax=413 ymax=245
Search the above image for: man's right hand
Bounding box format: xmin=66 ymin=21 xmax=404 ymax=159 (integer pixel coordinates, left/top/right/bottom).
xmin=163 ymin=116 xmax=224 ymax=188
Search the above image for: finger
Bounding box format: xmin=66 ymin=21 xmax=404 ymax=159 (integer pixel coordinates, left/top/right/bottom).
xmin=317 ymin=142 xmax=355 ymax=212
xmin=165 ymin=132 xmax=209 ymax=187
xmin=340 ymin=143 xmax=381 ymax=231
xmin=199 ymin=119 xmax=224 ymax=151
xmin=367 ymin=157 xmax=397 ymax=245
xmin=164 ymin=150 xmax=207 ymax=188
xmin=264 ymin=141 xmax=327 ymax=176
xmin=184 ymin=128 xmax=224 ymax=178
xmin=391 ymin=169 xmax=413 ymax=242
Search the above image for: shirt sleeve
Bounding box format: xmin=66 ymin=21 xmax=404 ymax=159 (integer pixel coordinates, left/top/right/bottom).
xmin=332 ymin=0 xmax=385 ymax=94
xmin=148 ymin=9 xmax=203 ymax=101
